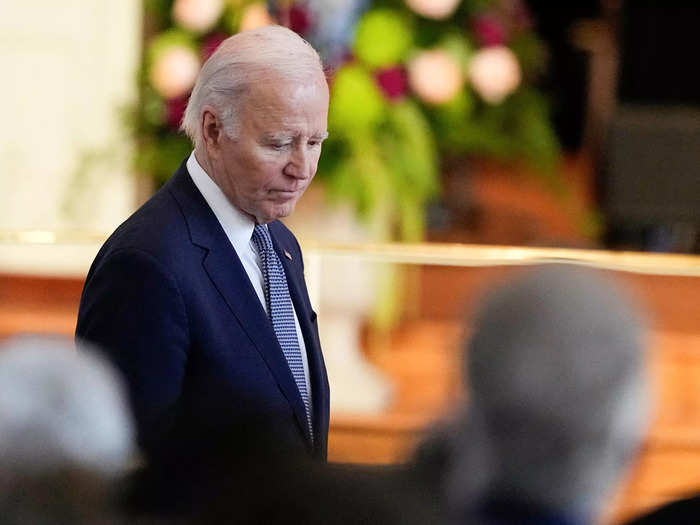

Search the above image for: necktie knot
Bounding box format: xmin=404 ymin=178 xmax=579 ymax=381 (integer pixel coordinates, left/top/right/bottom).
xmin=252 ymin=224 xmax=273 ymax=255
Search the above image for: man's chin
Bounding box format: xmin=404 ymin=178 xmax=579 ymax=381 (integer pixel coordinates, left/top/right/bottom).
xmin=256 ymin=202 xmax=297 ymax=224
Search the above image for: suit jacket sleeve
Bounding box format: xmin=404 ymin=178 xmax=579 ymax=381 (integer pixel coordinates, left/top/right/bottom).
xmin=76 ymin=248 xmax=189 ymax=449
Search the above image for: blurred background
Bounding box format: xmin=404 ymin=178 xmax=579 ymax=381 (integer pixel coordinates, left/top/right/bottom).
xmin=1 ymin=1 xmax=699 ymax=523
xmin=1 ymin=0 xmax=699 ymax=252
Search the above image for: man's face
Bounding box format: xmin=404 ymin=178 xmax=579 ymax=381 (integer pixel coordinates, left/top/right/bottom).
xmin=209 ymin=74 xmax=329 ymax=224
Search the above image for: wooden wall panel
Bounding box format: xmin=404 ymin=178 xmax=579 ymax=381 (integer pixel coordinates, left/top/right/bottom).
xmin=0 ymin=274 xmax=81 ymax=340
xmin=1 ymin=268 xmax=699 ymax=524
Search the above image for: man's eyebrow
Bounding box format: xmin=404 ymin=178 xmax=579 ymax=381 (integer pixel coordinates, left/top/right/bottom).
xmin=262 ymin=132 xmax=294 ymax=142
xmin=262 ymin=131 xmax=329 ymax=141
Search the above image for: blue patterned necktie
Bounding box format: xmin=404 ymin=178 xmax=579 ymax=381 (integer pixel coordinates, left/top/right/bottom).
xmin=251 ymin=224 xmax=313 ymax=442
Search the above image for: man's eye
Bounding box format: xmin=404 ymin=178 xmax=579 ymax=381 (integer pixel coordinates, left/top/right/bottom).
xmin=271 ymin=143 xmax=291 ymax=150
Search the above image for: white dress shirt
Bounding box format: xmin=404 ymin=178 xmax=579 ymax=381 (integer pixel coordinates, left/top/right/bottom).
xmin=186 ymin=152 xmax=312 ymax=402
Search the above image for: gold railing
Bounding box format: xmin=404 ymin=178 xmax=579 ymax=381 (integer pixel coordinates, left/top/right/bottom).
xmin=1 ymin=230 xmax=700 ymax=277
xmin=303 ymin=241 xmax=700 ymax=277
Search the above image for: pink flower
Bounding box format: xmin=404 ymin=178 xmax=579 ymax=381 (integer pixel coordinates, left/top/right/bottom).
xmin=149 ymin=46 xmax=200 ymax=99
xmin=408 ymin=51 xmax=463 ymax=105
xmin=468 ymin=46 xmax=521 ymax=104
xmin=165 ymin=94 xmax=190 ymax=130
xmin=472 ymin=14 xmax=508 ymax=46
xmin=172 ymin=0 xmax=224 ymax=33
xmin=201 ymin=32 xmax=228 ymax=61
xmin=375 ymin=67 xmax=407 ymax=100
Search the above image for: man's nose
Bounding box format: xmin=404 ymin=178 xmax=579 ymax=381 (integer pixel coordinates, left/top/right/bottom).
xmin=284 ymin=145 xmax=311 ymax=179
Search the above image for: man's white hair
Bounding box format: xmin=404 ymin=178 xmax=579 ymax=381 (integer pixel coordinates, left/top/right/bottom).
xmin=181 ymin=25 xmax=325 ymax=149
xmin=0 ymin=336 xmax=135 ymax=476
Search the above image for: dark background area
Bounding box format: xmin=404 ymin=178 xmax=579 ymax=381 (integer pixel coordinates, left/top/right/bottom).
xmin=526 ymin=0 xmax=602 ymax=151
xmin=527 ymin=1 xmax=700 ymax=253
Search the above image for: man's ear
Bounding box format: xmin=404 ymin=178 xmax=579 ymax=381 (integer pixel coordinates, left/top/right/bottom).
xmin=201 ymin=106 xmax=222 ymax=153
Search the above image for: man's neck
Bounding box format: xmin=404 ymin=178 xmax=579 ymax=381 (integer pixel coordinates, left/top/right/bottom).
xmin=193 ymin=148 xmax=215 ymax=182
xmin=190 ymin=149 xmax=260 ymax=225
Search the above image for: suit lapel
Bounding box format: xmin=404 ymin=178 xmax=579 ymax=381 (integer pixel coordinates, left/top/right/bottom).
xmin=201 ymin=248 xmax=311 ymax=445
xmin=167 ymin=164 xmax=311 ymax=446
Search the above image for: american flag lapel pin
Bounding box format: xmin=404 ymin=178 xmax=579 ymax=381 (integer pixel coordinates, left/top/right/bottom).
xmin=284 ymin=250 xmax=293 ymax=261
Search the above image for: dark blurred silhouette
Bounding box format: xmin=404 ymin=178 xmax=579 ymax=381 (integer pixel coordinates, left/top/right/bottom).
xmin=623 ymin=494 xmax=700 ymax=525
xmin=618 ymin=4 xmax=700 ymax=106
xmin=526 ymin=1 xmax=602 ymax=151
xmin=120 ymin=413 xmax=443 ymax=525
xmin=411 ymin=265 xmax=650 ymax=525
xmin=0 ymin=336 xmax=136 ymax=524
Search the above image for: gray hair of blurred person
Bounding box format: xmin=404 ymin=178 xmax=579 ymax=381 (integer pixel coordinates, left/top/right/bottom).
xmin=442 ymin=265 xmax=650 ymax=523
xmin=0 ymin=336 xmax=135 ymax=476
xmin=181 ymin=25 xmax=326 ymax=150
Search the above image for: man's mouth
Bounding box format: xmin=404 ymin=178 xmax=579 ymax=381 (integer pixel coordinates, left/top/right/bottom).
xmin=269 ymin=189 xmax=301 ymax=201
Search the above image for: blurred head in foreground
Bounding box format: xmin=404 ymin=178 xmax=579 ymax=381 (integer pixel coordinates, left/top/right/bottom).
xmin=0 ymin=335 xmax=135 ymax=524
xmin=426 ymin=265 xmax=650 ymax=524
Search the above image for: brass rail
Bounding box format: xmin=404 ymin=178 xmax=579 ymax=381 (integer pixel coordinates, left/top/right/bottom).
xmin=1 ymin=230 xmax=699 ymax=277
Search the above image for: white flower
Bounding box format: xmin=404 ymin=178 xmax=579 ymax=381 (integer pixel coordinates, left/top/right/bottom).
xmin=239 ymin=3 xmax=273 ymax=32
xmin=150 ymin=46 xmax=200 ymax=99
xmin=172 ymin=0 xmax=224 ymax=33
xmin=468 ymin=46 xmax=521 ymax=104
xmin=408 ymin=49 xmax=464 ymax=105
xmin=404 ymin=0 xmax=461 ymax=20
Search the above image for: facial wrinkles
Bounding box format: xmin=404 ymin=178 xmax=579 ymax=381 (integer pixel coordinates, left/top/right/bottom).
xmin=215 ymin=75 xmax=328 ymax=223
xmin=258 ymin=93 xmax=326 ymax=183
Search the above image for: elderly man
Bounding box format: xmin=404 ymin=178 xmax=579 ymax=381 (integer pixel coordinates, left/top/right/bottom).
xmin=411 ymin=265 xmax=650 ymax=525
xmin=76 ymin=26 xmax=330 ymax=460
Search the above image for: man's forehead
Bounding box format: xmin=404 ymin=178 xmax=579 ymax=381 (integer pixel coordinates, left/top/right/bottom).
xmin=238 ymin=74 xmax=328 ymax=132
xmin=256 ymin=65 xmax=325 ymax=88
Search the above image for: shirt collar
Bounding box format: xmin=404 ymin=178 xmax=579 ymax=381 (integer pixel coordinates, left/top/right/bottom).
xmin=186 ymin=151 xmax=256 ymax=251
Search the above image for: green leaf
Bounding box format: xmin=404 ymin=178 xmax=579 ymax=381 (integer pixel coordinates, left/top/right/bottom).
xmin=510 ymin=32 xmax=548 ymax=79
xmin=328 ymin=65 xmax=386 ymax=133
xmin=353 ymin=9 xmax=414 ymax=68
xmin=135 ymin=134 xmax=192 ymax=186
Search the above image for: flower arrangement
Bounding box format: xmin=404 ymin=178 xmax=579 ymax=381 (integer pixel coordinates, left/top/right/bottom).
xmin=135 ymin=0 xmax=559 ymax=241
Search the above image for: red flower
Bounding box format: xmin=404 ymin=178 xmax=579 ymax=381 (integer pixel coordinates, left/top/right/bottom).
xmin=289 ymin=3 xmax=314 ymax=36
xmin=472 ymin=14 xmax=508 ymax=46
xmin=165 ymin=94 xmax=190 ymax=130
xmin=201 ymin=32 xmax=228 ymax=61
xmin=375 ymin=67 xmax=407 ymax=101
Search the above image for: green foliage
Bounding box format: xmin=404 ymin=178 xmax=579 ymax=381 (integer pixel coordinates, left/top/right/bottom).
xmin=136 ymin=134 xmax=192 ymax=186
xmin=144 ymin=0 xmax=173 ymax=21
xmin=510 ymin=32 xmax=548 ymax=78
xmin=321 ymin=99 xmax=438 ymax=241
xmin=353 ymin=9 xmax=414 ymax=68
xmin=427 ymin=84 xmax=560 ymax=175
xmin=462 ymin=0 xmax=494 ymax=13
xmin=380 ymin=101 xmax=439 ymax=240
xmin=141 ymin=87 xmax=166 ymax=129
xmin=439 ymin=32 xmax=474 ymax=72
xmin=507 ymin=88 xmax=560 ymax=173
xmin=132 ymin=0 xmax=563 ymax=241
xmin=328 ymin=66 xmax=386 ymax=132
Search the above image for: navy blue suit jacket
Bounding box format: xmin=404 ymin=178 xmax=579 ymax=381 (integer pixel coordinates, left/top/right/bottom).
xmin=76 ymin=160 xmax=330 ymax=460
